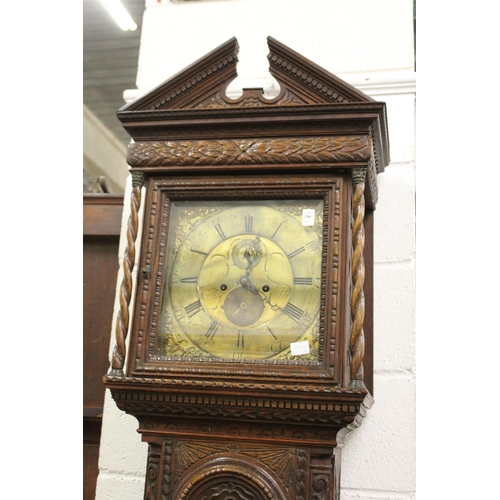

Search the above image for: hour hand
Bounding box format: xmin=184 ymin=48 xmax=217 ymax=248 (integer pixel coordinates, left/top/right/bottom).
xmin=232 ymin=236 xmax=262 ymax=270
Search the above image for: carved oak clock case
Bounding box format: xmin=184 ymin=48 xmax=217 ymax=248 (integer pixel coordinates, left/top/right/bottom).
xmin=104 ymin=37 xmax=390 ymax=500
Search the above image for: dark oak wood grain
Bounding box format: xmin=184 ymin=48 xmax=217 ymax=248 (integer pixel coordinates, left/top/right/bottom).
xmin=104 ymin=37 xmax=389 ymax=500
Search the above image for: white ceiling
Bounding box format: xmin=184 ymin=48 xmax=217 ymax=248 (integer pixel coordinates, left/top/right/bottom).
xmin=83 ymin=0 xmax=145 ymax=148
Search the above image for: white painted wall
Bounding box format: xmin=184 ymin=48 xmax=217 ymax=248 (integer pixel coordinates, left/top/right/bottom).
xmin=83 ymin=104 xmax=129 ymax=193
xmin=96 ymin=1 xmax=416 ymax=499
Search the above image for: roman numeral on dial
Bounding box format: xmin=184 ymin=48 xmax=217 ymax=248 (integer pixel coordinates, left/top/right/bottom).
xmin=287 ymin=246 xmax=305 ymax=259
xmin=282 ymin=302 xmax=304 ymax=323
xmin=237 ymin=330 xmax=244 ymax=348
xmin=214 ymin=223 xmax=226 ymax=240
xmin=180 ymin=277 xmax=198 ymax=284
xmin=184 ymin=300 xmax=203 ymax=318
xmin=293 ymin=277 xmax=313 ymax=285
xmin=271 ymin=222 xmax=283 ymax=239
xmin=205 ymin=321 xmax=219 ymax=340
xmin=267 ymin=326 xmax=278 ymax=340
xmin=245 ymin=215 xmax=253 ymax=233
xmin=190 ymin=249 xmax=208 ymax=256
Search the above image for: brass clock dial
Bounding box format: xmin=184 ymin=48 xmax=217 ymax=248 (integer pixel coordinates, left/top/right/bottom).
xmin=160 ymin=199 xmax=323 ymax=361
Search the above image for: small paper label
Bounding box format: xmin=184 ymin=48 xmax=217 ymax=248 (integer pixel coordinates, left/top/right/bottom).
xmin=290 ymin=340 xmax=310 ymax=356
xmin=302 ymin=209 xmax=315 ymax=226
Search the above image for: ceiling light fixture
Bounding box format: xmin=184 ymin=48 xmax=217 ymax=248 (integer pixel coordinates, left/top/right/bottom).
xmin=100 ymin=0 xmax=137 ymax=31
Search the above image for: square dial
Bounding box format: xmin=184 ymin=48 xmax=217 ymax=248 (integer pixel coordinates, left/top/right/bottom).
xmin=159 ymin=198 xmax=324 ymax=362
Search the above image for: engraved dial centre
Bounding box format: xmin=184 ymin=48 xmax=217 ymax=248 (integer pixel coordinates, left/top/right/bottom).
xmin=199 ymin=235 xmax=293 ymax=329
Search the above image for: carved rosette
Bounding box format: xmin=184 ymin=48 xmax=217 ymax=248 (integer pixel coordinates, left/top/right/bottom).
xmin=349 ymin=168 xmax=367 ymax=387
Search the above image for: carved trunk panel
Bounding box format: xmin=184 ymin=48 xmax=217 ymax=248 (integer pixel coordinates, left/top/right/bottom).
xmin=142 ymin=437 xmax=340 ymax=500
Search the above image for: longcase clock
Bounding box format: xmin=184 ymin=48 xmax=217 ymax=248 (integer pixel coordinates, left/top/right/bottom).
xmin=104 ymin=36 xmax=390 ymax=500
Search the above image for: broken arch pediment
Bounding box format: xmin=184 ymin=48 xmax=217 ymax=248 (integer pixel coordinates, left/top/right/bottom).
xmin=120 ymin=36 xmax=376 ymax=112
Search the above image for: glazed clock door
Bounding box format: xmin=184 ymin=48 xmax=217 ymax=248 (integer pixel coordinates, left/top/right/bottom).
xmin=126 ymin=173 xmax=350 ymax=382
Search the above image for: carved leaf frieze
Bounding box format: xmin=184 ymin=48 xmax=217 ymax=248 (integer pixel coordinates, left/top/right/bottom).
xmin=127 ymin=136 xmax=371 ymax=167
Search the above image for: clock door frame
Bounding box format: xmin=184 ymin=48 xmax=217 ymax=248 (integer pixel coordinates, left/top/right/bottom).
xmin=127 ymin=173 xmax=352 ymax=389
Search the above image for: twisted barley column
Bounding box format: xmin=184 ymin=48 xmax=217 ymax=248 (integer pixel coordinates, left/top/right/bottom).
xmin=349 ymin=167 xmax=367 ymax=388
xmin=109 ymin=171 xmax=145 ymax=376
